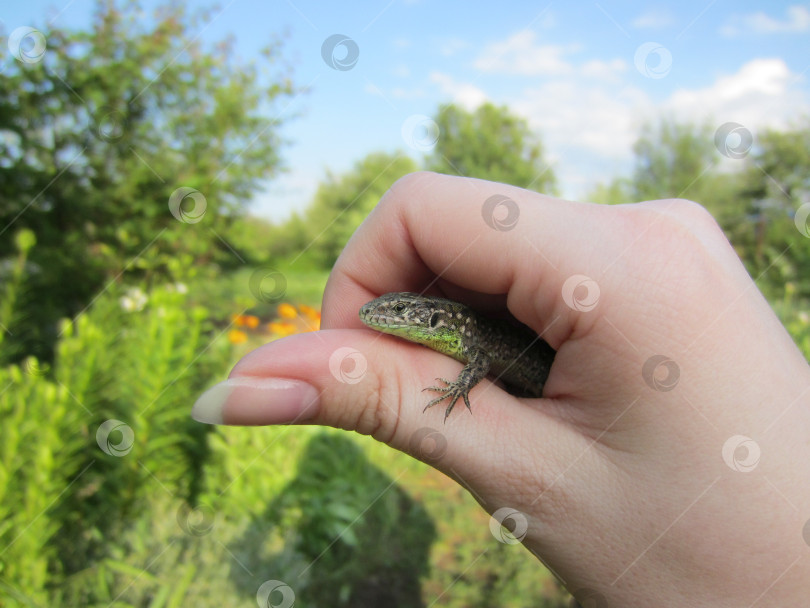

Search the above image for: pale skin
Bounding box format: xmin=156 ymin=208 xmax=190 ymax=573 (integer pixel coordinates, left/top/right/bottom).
xmin=193 ymin=172 xmax=810 ymax=607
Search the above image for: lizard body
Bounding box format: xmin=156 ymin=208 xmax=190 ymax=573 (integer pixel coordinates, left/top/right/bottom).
xmin=359 ymin=292 xmax=555 ymax=420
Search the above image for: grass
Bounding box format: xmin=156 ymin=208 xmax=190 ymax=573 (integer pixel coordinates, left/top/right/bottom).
xmin=0 ymin=267 xmax=572 ymax=606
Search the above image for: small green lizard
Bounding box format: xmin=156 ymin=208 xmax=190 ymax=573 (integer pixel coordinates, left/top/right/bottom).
xmin=359 ymin=292 xmax=555 ymax=421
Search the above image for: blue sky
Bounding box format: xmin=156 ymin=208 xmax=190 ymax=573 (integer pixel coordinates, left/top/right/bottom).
xmin=3 ymin=1 xmax=809 ymax=220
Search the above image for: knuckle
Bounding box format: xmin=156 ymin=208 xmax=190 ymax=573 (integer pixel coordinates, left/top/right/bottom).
xmin=663 ymin=198 xmax=724 ymax=234
xmin=615 ymin=198 xmax=741 ymax=303
xmin=378 ymin=171 xmax=440 ymax=211
xmin=638 ymin=198 xmax=723 ymax=236
xmin=333 ymin=368 xmax=403 ymax=444
xmin=622 ymin=198 xmax=728 ymax=255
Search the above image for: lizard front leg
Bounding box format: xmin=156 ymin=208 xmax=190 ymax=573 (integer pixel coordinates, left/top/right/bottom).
xmin=423 ymin=347 xmax=491 ymax=421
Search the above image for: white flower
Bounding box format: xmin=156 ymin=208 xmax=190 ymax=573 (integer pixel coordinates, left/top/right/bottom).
xmin=120 ymin=287 xmax=148 ymax=312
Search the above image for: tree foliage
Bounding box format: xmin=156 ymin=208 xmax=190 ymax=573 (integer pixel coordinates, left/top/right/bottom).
xmin=295 ymin=151 xmax=418 ymax=268
xmin=632 ymin=120 xmax=711 ymax=199
xmin=0 ymin=0 xmax=296 ymax=361
xmin=590 ymin=117 xmax=810 ymax=300
xmin=426 ymin=103 xmax=557 ymax=193
xmin=740 ymin=120 xmax=810 ymax=208
xmin=586 ymin=119 xmax=735 ymax=215
xmin=733 ymin=120 xmax=810 ymax=294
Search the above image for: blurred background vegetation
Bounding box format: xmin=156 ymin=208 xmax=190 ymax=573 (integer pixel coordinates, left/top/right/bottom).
xmin=1 ymin=2 xmax=808 ymax=607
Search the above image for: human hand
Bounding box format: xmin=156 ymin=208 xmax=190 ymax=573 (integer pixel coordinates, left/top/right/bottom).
xmin=193 ymin=172 xmax=810 ymax=607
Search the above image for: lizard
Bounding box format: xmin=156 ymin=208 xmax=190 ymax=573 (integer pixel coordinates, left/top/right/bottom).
xmin=359 ymin=292 xmax=556 ymax=421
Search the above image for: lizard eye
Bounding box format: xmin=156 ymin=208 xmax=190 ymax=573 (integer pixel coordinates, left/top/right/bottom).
xmin=393 ymin=303 xmax=406 ymax=313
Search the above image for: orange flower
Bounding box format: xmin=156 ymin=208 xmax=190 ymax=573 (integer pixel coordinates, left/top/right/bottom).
xmin=228 ymin=329 xmax=248 ymax=344
xmin=302 ymin=316 xmax=321 ymax=331
xmin=298 ymin=304 xmax=321 ymax=331
xmin=278 ymin=303 xmax=298 ymax=319
xmin=232 ymin=313 xmax=261 ymax=329
xmin=268 ymin=321 xmax=296 ymax=337
xmin=299 ymin=304 xmax=321 ymax=321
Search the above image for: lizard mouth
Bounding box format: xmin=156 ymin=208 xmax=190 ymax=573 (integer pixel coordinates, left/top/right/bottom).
xmin=358 ymin=307 xmax=416 ymax=333
xmin=360 ymin=313 xmax=408 ymax=329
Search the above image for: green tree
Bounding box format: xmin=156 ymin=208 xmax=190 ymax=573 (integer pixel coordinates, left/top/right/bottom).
xmin=618 ymin=118 xmax=810 ymax=299
xmin=264 ymin=212 xmax=311 ymax=263
xmin=733 ymin=120 xmax=810 ymax=294
xmin=743 ymin=120 xmax=810 ymax=205
xmin=0 ymin=0 xmax=296 ymax=362
xmin=587 ymin=178 xmax=633 ymax=205
xmin=632 ymin=119 xmax=714 ymax=200
xmin=426 ymin=103 xmax=556 ymax=193
xmin=628 ymin=119 xmax=740 ymax=219
xmin=299 ymin=151 xmax=418 ymax=268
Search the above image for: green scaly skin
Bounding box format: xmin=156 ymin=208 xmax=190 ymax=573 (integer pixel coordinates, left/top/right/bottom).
xmin=359 ymin=292 xmax=555 ymax=421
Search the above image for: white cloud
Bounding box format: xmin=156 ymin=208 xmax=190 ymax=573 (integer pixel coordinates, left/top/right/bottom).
xmin=429 ymin=72 xmax=487 ymax=110
xmin=413 ymin=40 xmax=805 ymax=201
xmin=473 ymin=30 xmax=577 ymax=76
xmin=581 ymin=58 xmax=628 ymax=82
xmin=503 ymin=58 xmax=807 ymax=199
xmin=632 ymin=10 xmax=675 ymax=29
xmin=720 ymin=5 xmax=810 ymax=36
xmin=664 ymin=59 xmax=806 ymax=130
xmin=514 ymin=81 xmax=652 ymax=159
xmin=511 ymin=80 xmax=652 ymax=198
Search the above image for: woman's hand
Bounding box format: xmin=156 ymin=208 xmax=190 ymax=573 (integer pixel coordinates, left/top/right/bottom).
xmin=193 ymin=172 xmax=810 ymax=607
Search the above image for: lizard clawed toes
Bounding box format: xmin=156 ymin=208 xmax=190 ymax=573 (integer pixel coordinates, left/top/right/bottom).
xmin=422 ymin=378 xmax=472 ymax=421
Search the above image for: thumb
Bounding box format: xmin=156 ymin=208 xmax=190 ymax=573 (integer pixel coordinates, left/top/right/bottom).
xmin=192 ymin=329 xmax=575 ymax=487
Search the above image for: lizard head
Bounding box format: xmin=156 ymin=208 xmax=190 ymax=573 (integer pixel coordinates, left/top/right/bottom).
xmin=359 ymin=292 xmax=475 ymax=358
